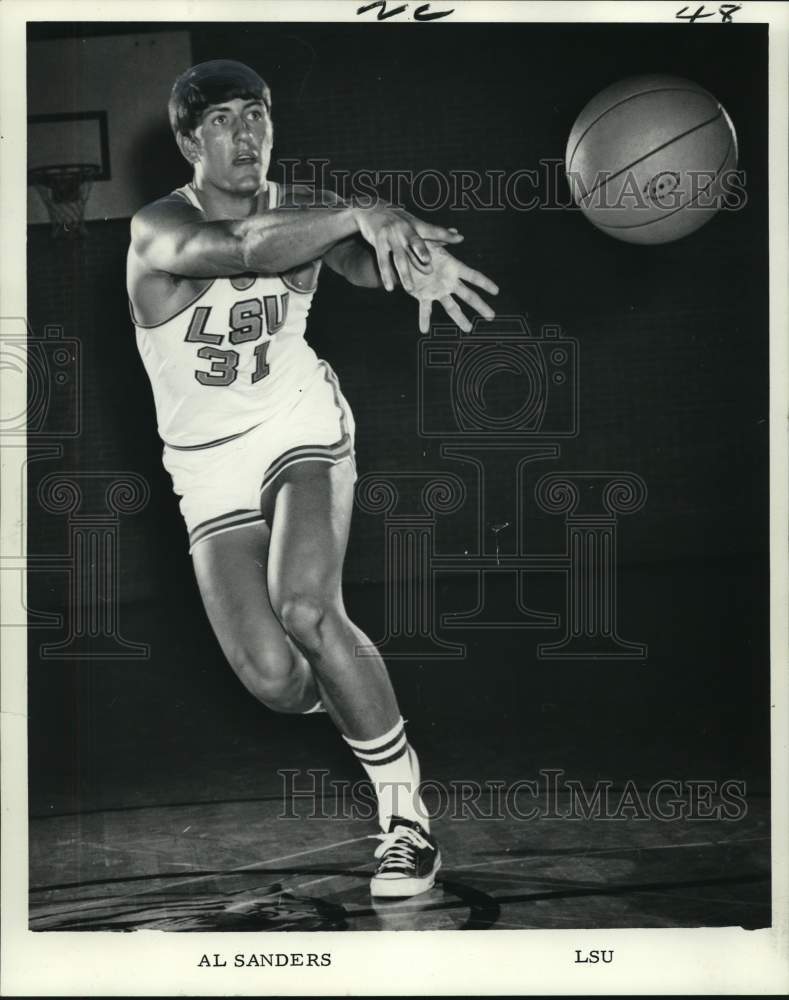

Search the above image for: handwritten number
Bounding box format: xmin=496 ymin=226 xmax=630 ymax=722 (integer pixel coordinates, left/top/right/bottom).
xmin=676 ymin=3 xmax=740 ymax=20
xmin=676 ymin=5 xmax=714 ymax=20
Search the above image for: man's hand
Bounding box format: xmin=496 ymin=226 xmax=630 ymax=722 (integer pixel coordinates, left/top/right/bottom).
xmin=352 ymin=203 xmax=464 ymax=293
xmin=405 ymin=243 xmax=499 ymax=333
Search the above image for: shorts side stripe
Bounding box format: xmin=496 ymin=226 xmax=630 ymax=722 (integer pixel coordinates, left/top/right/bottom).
xmin=258 ymin=361 xmax=356 ymax=496
xmin=189 ymin=509 xmax=265 ymax=549
xmin=320 ymin=361 xmax=351 ymax=441
xmin=260 ymin=439 xmax=354 ymax=495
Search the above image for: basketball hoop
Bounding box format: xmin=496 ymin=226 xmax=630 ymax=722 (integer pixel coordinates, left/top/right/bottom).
xmin=28 ymin=163 xmax=100 ymax=238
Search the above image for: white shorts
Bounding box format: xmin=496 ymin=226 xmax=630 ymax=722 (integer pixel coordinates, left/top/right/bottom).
xmin=162 ymin=360 xmax=356 ymax=552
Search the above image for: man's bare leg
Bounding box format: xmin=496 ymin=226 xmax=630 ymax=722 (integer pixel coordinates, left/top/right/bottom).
xmin=265 ymin=459 xmax=428 ymax=834
xmin=192 ymin=522 xmax=320 ymax=714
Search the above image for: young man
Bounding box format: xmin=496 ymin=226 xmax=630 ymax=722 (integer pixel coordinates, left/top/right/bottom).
xmin=127 ymin=60 xmax=498 ymax=897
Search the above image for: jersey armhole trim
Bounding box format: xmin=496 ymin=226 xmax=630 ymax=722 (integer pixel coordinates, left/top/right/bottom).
xmin=132 ymin=179 xmax=286 ymax=328
xmin=130 ymin=278 xmax=216 ymax=330
xmin=280 ymin=263 xmax=321 ymax=295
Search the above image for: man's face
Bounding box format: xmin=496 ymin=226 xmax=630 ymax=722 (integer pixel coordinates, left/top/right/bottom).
xmin=190 ymin=96 xmax=273 ymax=193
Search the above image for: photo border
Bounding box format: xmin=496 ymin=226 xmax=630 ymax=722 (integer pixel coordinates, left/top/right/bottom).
xmin=2 ymin=1 xmax=787 ymax=995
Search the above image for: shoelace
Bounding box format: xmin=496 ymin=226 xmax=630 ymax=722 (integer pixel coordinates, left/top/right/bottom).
xmin=372 ymin=825 xmax=434 ymax=872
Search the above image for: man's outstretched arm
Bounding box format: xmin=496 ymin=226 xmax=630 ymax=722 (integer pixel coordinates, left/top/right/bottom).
xmin=130 ymin=193 xmax=462 ymax=286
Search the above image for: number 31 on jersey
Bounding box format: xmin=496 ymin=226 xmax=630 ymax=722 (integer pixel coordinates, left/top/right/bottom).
xmin=185 ymin=292 xmax=289 ymax=387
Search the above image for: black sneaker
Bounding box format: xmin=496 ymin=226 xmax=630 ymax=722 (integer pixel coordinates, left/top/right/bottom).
xmin=370 ymin=816 xmax=441 ymax=898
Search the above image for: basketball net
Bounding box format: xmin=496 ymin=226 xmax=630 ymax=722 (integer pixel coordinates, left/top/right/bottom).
xmin=29 ymin=164 xmax=100 ymax=238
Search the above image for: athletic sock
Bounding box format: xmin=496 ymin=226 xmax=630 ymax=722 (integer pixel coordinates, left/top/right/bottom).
xmin=343 ymin=717 xmax=428 ymax=832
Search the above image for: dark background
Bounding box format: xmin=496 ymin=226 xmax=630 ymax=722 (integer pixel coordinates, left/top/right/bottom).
xmin=26 ymin=23 xmax=769 ymax=815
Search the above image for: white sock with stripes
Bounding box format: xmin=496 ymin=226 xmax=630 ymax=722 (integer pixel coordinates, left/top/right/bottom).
xmin=343 ymin=717 xmax=428 ymax=832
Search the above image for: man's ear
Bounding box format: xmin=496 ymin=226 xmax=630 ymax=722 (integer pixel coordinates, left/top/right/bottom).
xmin=175 ymin=131 xmax=201 ymax=165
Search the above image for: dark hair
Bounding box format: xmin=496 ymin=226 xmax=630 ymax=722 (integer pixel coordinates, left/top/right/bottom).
xmin=168 ymin=59 xmax=271 ymax=136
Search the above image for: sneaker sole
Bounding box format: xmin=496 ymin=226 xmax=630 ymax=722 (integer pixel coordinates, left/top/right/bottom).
xmin=370 ymin=852 xmax=441 ymax=898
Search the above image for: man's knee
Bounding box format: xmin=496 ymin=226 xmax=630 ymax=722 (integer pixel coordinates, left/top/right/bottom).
xmin=228 ymin=645 xmax=304 ymax=713
xmin=277 ymin=593 xmax=329 ymax=652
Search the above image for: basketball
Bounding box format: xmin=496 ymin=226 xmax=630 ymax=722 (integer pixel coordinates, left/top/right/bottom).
xmin=565 ymin=75 xmax=738 ymax=244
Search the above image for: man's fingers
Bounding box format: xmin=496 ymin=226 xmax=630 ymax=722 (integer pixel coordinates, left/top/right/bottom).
xmin=455 ymin=282 xmax=495 ymax=321
xmin=392 ymin=247 xmax=414 ymax=293
xmin=407 ymin=236 xmax=433 ymax=273
xmin=440 ymin=295 xmax=472 ymax=333
xmin=458 ymin=263 xmax=499 ymax=296
xmin=419 ymin=299 xmax=432 ymax=334
xmin=414 ymin=221 xmax=464 ymax=244
xmin=375 ymin=237 xmax=396 ymax=292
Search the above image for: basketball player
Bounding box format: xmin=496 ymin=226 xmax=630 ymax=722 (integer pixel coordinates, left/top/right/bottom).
xmin=127 ymin=60 xmax=498 ymax=897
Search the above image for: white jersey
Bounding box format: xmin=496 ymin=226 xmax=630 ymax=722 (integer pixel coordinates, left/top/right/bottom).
xmin=133 ymin=181 xmax=323 ymax=449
